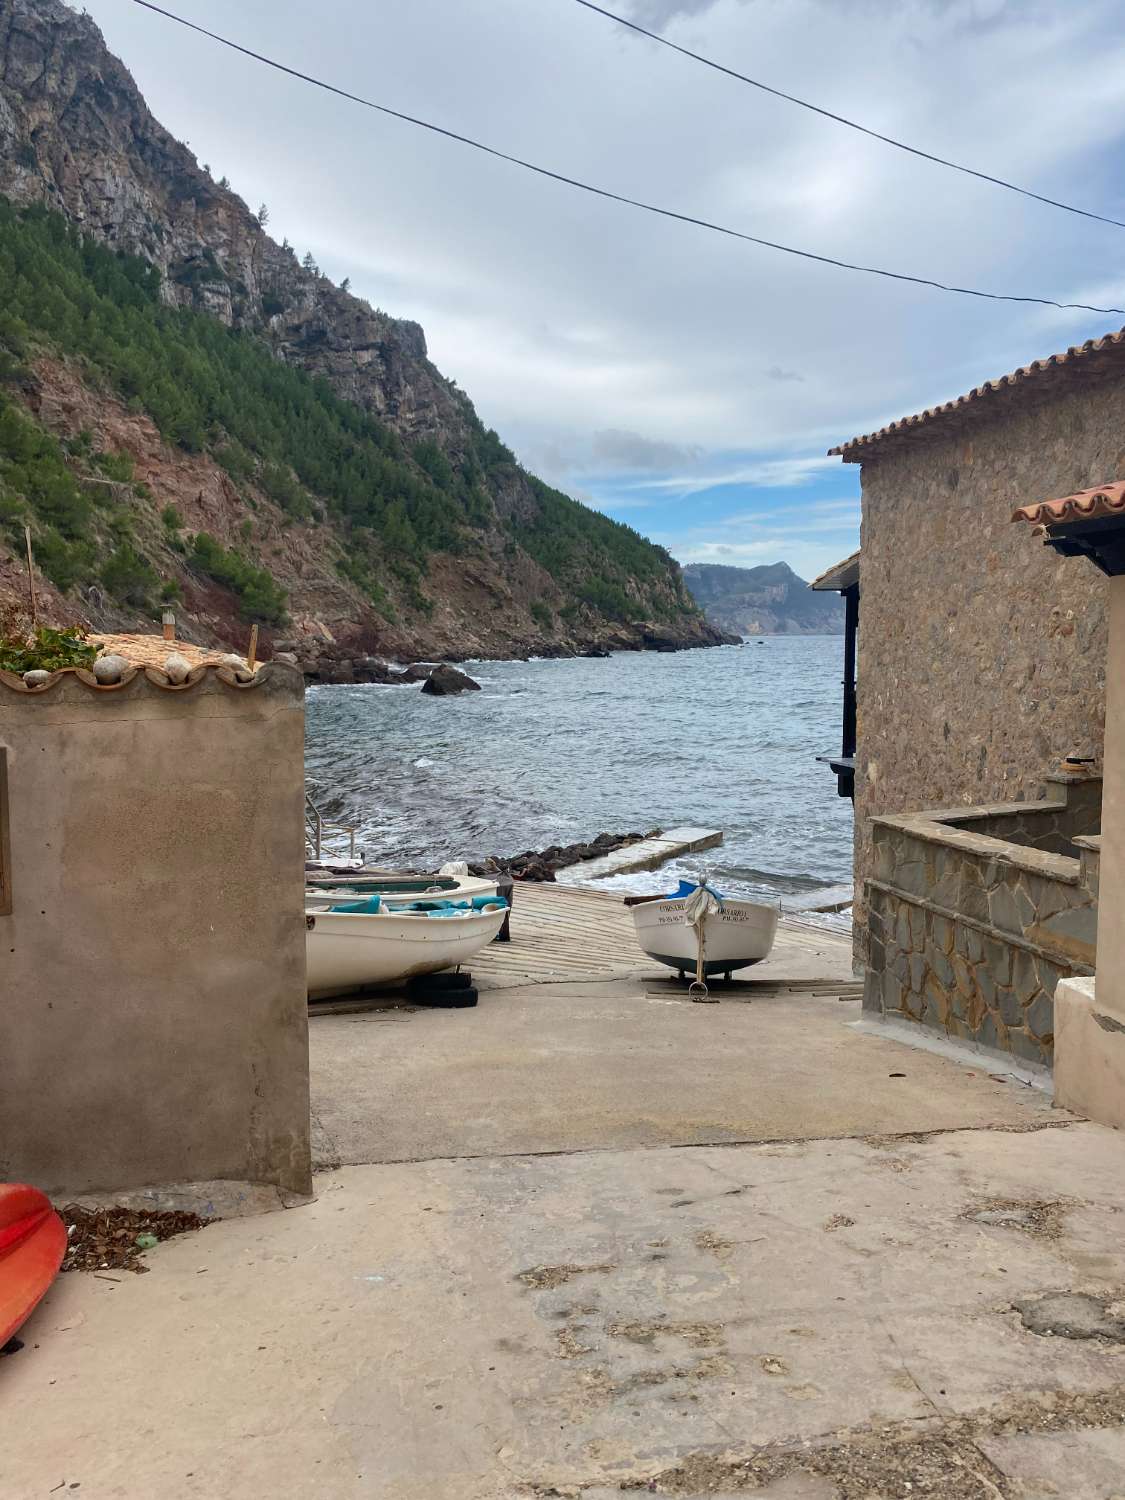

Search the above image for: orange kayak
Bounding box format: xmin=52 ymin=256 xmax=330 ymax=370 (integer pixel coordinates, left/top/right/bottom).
xmin=0 ymin=1185 xmax=66 ymax=1346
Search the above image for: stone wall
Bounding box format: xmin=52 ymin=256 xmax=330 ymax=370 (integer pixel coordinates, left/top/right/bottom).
xmin=851 ymin=377 xmax=1116 ymax=958
xmin=864 ymin=788 xmax=1100 ymax=1066
xmin=940 ymin=771 xmax=1102 ymax=855
xmin=0 ymin=661 xmax=311 ymax=1203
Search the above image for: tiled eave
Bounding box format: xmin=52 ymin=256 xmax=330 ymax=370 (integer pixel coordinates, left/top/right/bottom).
xmin=1012 ymin=481 xmax=1125 ymax=528
xmin=829 ymin=327 xmax=1125 ymax=462
xmin=809 ymin=550 xmax=860 ymax=593
xmin=1012 ymin=481 xmax=1125 ymax=578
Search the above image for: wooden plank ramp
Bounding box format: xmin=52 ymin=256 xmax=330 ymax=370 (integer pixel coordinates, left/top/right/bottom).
xmin=471 ymin=882 xmax=856 ymax=990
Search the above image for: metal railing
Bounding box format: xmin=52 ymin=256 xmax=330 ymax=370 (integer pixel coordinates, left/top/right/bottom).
xmin=305 ymin=783 xmax=361 ymax=863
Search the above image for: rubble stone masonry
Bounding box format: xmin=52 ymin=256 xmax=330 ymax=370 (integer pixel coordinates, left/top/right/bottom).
xmin=852 ymin=375 xmax=1117 ymax=961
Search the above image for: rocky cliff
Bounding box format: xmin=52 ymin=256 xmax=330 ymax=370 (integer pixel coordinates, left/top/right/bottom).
xmin=0 ymin=0 xmax=721 ymax=658
xmin=682 ymin=562 xmax=845 ymax=636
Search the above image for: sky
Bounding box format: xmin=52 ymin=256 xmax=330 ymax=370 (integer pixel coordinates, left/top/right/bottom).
xmin=78 ymin=0 xmax=1125 ymax=580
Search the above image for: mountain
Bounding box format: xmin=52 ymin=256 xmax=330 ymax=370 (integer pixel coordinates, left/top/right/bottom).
xmin=0 ymin=0 xmax=722 ymax=659
xmin=682 ymin=562 xmax=844 ymax=636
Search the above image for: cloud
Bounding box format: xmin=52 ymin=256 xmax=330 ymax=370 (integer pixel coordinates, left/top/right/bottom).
xmin=85 ymin=0 xmax=1125 ymax=514
xmin=590 ymin=427 xmax=703 ymax=471
xmin=628 ymin=454 xmax=840 ymax=496
xmin=621 ymin=0 xmax=725 ymax=23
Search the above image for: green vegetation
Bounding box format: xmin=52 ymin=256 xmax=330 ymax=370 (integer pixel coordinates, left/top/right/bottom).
xmin=0 ymin=395 xmax=96 ymax=591
xmin=0 ymin=198 xmax=694 ymax=630
xmin=190 ymin=531 xmax=287 ymax=624
xmin=530 ymin=599 xmax=553 ymax=631
xmin=101 ymin=540 xmax=158 ymax=608
xmin=0 ymin=622 xmax=98 ymax=674
xmin=465 ymin=423 xmax=688 ymax=622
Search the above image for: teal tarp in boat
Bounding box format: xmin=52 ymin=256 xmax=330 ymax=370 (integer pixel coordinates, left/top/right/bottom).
xmin=327 ymin=894 xmax=508 ymax=916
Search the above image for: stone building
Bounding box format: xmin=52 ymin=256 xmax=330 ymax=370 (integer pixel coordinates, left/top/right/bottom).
xmin=825 ymin=330 xmax=1125 ymax=1063
xmin=831 ymin=333 xmax=1118 ymax=939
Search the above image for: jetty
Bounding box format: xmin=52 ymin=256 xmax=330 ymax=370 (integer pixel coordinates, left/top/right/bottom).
xmin=554 ymin=825 xmax=723 ymax=883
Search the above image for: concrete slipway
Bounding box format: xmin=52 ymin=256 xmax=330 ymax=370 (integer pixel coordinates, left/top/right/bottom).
xmin=6 ymin=891 xmax=1125 ymax=1498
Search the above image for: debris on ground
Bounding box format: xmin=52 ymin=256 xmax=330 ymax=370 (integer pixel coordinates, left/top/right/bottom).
xmin=59 ymin=1205 xmax=211 ymax=1275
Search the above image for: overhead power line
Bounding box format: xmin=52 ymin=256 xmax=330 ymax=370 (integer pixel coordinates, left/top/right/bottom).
xmin=130 ymin=0 xmax=1125 ymax=316
xmin=569 ymin=0 xmax=1125 ymax=232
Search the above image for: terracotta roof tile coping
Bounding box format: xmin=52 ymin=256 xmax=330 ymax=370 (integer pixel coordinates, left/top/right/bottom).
xmin=88 ymin=634 xmax=252 ymax=670
xmin=830 ymin=327 xmax=1125 ymax=461
xmin=1011 ymin=480 xmax=1125 ymax=528
xmin=0 ymin=661 xmax=293 ymax=696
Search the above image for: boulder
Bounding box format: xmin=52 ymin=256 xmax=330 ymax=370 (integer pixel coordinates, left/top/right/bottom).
xmin=641 ymin=626 xmax=682 ymax=653
xmin=273 ymin=651 xmax=299 ymax=667
xmin=420 ymin=664 xmax=482 ymax=696
xmin=581 ymin=646 xmax=611 ymax=659
xmin=352 ymin=656 xmax=396 ymax=684
xmin=393 ymin=663 xmax=435 ymax=683
xmin=320 ymin=658 xmax=355 ymax=685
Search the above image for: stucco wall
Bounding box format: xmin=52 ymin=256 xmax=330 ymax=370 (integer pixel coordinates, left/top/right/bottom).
xmin=852 ymin=379 xmax=1115 ymax=956
xmin=0 ymin=662 xmax=311 ymax=1201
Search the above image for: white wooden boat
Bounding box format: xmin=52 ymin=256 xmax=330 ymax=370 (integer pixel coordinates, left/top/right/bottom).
xmin=305 ymin=873 xmax=499 ymax=909
xmin=306 ymin=903 xmax=507 ymax=998
xmin=629 ymin=883 xmax=778 ymax=982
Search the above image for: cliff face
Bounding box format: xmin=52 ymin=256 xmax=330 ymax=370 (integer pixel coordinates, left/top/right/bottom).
xmin=682 ymin=562 xmax=845 ymax=636
xmin=0 ymin=0 xmax=720 ymax=657
xmin=0 ymin=0 xmax=444 ymax=431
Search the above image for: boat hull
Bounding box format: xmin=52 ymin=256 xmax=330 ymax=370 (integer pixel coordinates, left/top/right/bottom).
xmin=0 ymin=1185 xmax=67 ymax=1346
xmin=631 ymin=897 xmax=778 ymax=975
xmin=306 ymin=874 xmax=499 ymax=909
xmin=306 ymin=905 xmax=507 ymax=998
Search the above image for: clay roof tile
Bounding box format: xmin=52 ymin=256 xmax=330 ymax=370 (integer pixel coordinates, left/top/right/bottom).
xmin=830 ymin=327 xmax=1125 ymax=461
xmin=1011 ymin=481 xmax=1125 ymax=528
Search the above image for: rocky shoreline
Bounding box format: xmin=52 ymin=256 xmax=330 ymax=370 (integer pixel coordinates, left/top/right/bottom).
xmin=468 ymin=831 xmax=657 ymax=883
xmin=273 ymin=630 xmax=741 ymax=686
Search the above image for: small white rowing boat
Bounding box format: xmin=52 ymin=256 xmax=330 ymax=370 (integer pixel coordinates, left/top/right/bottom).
xmin=306 ymin=902 xmax=507 ymax=998
xmin=305 ymin=873 xmax=499 ymax=909
xmin=629 ymin=881 xmax=778 ymax=993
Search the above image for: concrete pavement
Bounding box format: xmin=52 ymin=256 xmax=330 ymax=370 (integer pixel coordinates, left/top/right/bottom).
xmin=6 ymin=1117 xmax=1125 ymax=1497
xmin=308 ymin=974 xmax=1054 ymax=1167
xmin=6 ymin=918 xmax=1125 ymax=1497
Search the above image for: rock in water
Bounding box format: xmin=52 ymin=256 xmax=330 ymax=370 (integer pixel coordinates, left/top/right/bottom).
xmin=93 ymin=654 xmax=130 ymax=684
xmin=420 ymin=664 xmax=482 ymax=696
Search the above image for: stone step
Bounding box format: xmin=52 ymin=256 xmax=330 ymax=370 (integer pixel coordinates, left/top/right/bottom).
xmin=555 ymin=826 xmax=723 ymax=884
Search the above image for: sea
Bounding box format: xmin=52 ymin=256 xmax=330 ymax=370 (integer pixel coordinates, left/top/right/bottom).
xmin=304 ymin=636 xmax=854 ymax=922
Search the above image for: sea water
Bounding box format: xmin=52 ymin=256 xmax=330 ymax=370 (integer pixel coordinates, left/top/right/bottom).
xmin=304 ymin=637 xmax=854 ymax=915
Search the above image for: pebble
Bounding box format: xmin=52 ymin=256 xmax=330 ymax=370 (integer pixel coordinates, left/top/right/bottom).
xmin=22 ymin=669 xmax=50 ymax=688
xmin=162 ymin=652 xmax=192 ymax=685
xmin=218 ymin=653 xmax=254 ymax=682
xmin=92 ymin=654 xmax=129 ymax=684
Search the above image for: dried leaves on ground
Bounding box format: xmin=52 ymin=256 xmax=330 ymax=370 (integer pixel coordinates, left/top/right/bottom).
xmin=59 ymin=1204 xmax=211 ymax=1275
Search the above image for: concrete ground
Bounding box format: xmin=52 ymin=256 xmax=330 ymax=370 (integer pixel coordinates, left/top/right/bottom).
xmin=308 ymin=975 xmax=1053 ymax=1166
xmin=6 ymin=918 xmax=1125 ymax=1497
